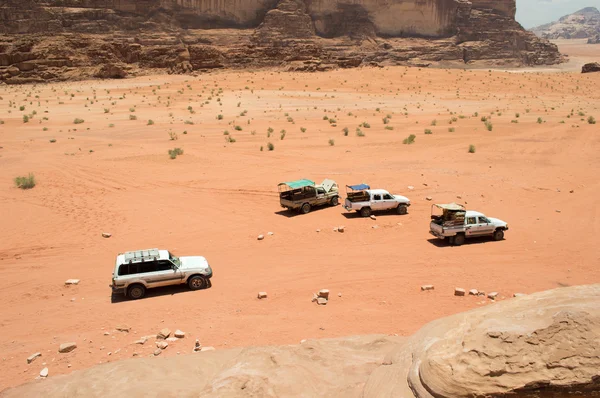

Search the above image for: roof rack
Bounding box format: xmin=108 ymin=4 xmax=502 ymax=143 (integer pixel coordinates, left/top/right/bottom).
xmin=124 ymin=248 xmax=160 ymax=264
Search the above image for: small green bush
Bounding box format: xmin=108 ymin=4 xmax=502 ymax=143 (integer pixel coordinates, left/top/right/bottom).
xmin=328 ymin=138 xmax=335 ymax=146
xmin=448 ymin=127 xmax=455 ymax=132
xmin=537 ymin=117 xmax=543 ymax=124
xmin=147 ymin=120 xmax=154 ymax=125
xmin=267 ymin=142 xmax=274 ymax=151
xmin=588 ymin=116 xmax=596 ymax=125
xmin=217 ymin=114 xmax=223 ymax=120
xmin=430 ymin=119 xmax=437 ymax=126
xmin=485 ymin=121 xmax=493 ymax=131
xmin=385 ymin=126 xmax=394 ymax=130
xmin=74 ymin=118 xmax=84 ymax=124
xmin=23 ymin=115 xmax=29 ymax=123
xmin=403 ymin=134 xmax=416 ymax=145
xmin=14 ymin=173 xmax=36 ymax=189
xmin=362 ymin=122 xmax=371 ymax=128
xmin=169 ymin=131 xmax=178 ymax=141
xmin=280 ymin=130 xmax=286 ymax=140
xmin=234 ymin=125 xmax=242 ymax=131
xmin=168 ymin=147 xmax=184 ymax=159
xmin=468 ymin=145 xmax=476 ymax=153
xmin=343 ymin=127 xmax=349 ymax=136
xmin=300 ymin=127 xmax=306 ymax=133
xmin=129 ymin=115 xmax=137 ymax=120
xmin=424 ymin=129 xmax=432 ymax=135
xmin=49 ymin=138 xmax=56 ymax=143
xmin=356 ymin=128 xmax=365 ymax=137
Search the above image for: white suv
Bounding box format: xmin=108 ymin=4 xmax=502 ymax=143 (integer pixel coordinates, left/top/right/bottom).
xmin=111 ymin=249 xmax=213 ymax=299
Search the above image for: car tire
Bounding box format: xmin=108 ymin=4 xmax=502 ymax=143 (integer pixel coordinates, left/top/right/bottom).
xmin=397 ymin=205 xmax=408 ymax=215
xmin=188 ymin=275 xmax=207 ymax=290
xmin=331 ymin=196 xmax=339 ymax=206
xmin=453 ymin=234 xmax=465 ymax=246
xmin=360 ymin=207 xmax=372 ymax=217
xmin=301 ymin=203 xmax=311 ymax=214
xmin=493 ymin=229 xmax=505 ymax=241
xmin=127 ymin=284 xmax=146 ymax=300
xmin=448 ymin=236 xmax=455 ymax=245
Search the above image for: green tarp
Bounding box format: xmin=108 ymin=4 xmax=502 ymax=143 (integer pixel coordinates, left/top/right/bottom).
xmin=279 ymin=179 xmax=315 ymax=189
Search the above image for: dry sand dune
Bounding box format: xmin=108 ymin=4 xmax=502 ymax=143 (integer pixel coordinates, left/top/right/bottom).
xmin=0 ymin=41 xmax=599 ymax=391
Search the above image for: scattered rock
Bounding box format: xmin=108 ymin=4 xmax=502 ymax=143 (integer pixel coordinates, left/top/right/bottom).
xmin=166 ymin=337 xmax=178 ymax=342
xmin=478 ymin=291 xmax=486 ymax=297
xmin=39 ymin=367 xmax=48 ymax=378
xmin=193 ymin=339 xmax=202 ymax=352
xmin=582 ymin=62 xmax=600 ymax=73
xmin=267 ymin=232 xmax=274 ymax=236
xmin=426 ymin=196 xmax=433 ymax=201
xmin=257 ymin=234 xmax=264 ymax=241
xmin=200 ymin=346 xmax=215 ymax=352
xmin=157 ymin=328 xmax=171 ymax=340
xmin=513 ymin=293 xmax=527 ymax=298
xmin=174 ymin=330 xmax=185 ymax=338
xmin=153 ymin=349 xmax=162 ymax=356
xmin=316 ymin=229 xmax=321 ymax=233
xmin=27 ymin=353 xmax=41 ymax=364
xmin=338 ymin=293 xmax=342 ymax=297
xmin=338 ymin=226 xmax=345 ymax=233
xmin=103 ymin=332 xmax=110 ymax=336
xmin=156 ymin=341 xmax=168 ymax=350
xmin=58 ymin=342 xmax=77 ymax=353
xmin=469 ymin=289 xmax=479 ymax=296
xmin=134 ymin=338 xmax=147 ymax=345
xmin=115 ymin=325 xmax=130 ymax=333
xmin=454 ymin=288 xmax=466 ymax=297
xmin=372 ymin=225 xmax=379 ymax=229
xmin=370 ymin=215 xmax=376 ymax=220
xmin=101 ymin=232 xmax=112 ymax=238
xmin=407 ymin=186 xmax=414 ymax=190
xmin=488 ymin=292 xmax=499 ymax=300
xmin=95 ymin=63 xmax=127 ymax=79
xmin=318 ymin=289 xmax=329 ymax=299
xmin=257 ymin=291 xmax=268 ymax=299
xmin=64 ymin=279 xmax=80 ymax=285
xmin=421 ymin=285 xmax=434 ymax=291
xmin=316 ymin=297 xmax=328 ymax=305
xmin=333 ymin=227 xmax=338 ymax=232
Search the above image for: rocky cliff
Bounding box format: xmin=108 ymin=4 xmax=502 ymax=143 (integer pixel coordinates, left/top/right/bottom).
xmin=531 ymin=7 xmax=600 ymax=40
xmin=3 ymin=285 xmax=599 ymax=397
xmin=0 ymin=0 xmax=564 ymax=83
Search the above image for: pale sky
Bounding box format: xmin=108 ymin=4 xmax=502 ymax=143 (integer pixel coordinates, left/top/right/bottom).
xmin=516 ymin=0 xmax=600 ymax=28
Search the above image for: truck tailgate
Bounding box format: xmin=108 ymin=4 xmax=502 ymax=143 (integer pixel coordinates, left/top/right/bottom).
xmin=344 ymin=198 xmax=354 ymax=211
xmin=430 ymin=222 xmax=443 ymax=234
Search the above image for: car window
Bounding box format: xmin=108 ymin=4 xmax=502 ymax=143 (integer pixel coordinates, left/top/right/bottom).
xmin=118 ymin=263 xmax=135 ymax=276
xmin=383 ymin=194 xmax=393 ymax=200
xmin=478 ymin=217 xmax=489 ymax=224
xmin=467 ymin=217 xmax=477 ymax=225
xmin=373 ymin=194 xmax=382 ymax=201
xmin=138 ymin=261 xmax=158 ymax=274
xmin=317 ymin=188 xmax=325 ymax=194
xmin=157 ymin=260 xmax=173 ymax=271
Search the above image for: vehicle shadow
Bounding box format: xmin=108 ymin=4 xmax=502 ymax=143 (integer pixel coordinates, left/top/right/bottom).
xmin=110 ymin=280 xmax=212 ymax=303
xmin=341 ymin=210 xmax=408 ymax=219
xmin=274 ymin=205 xmax=338 ymax=218
xmin=426 ymin=237 xmax=503 ymax=248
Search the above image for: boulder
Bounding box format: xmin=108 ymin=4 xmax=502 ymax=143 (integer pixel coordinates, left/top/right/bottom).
xmin=156 ymin=341 xmax=168 ymax=350
xmin=39 ymin=367 xmax=48 ymax=378
xmin=257 ymin=292 xmax=267 ymax=299
xmin=64 ymin=279 xmax=80 ymax=285
xmin=454 ymin=288 xmax=465 ymax=296
xmin=318 ymin=289 xmax=329 ymax=299
xmin=582 ymin=62 xmax=600 ymax=73
xmin=174 ymin=330 xmax=185 ymax=338
xmin=27 ymin=352 xmax=41 ymax=364
xmin=157 ymin=328 xmax=171 ymax=340
xmin=58 ymin=342 xmax=77 ymax=353
xmin=421 ymin=285 xmax=434 ymax=291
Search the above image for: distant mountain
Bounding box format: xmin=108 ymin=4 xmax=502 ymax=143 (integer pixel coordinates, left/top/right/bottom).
xmin=530 ymin=7 xmax=600 ymax=40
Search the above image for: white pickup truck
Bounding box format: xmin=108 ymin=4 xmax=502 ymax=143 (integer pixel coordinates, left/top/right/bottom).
xmin=343 ymin=184 xmax=410 ymax=217
xmin=429 ymin=203 xmax=508 ymax=246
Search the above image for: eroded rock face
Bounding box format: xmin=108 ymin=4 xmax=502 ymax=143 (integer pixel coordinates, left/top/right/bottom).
xmin=0 ymin=0 xmax=564 ymax=83
xmin=531 ymin=7 xmax=600 ymax=40
xmin=582 ymin=63 xmax=600 ymax=73
xmin=364 ymin=284 xmax=600 ymax=397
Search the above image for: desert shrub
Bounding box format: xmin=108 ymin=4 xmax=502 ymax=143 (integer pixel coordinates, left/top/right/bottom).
xmin=403 ymin=134 xmax=416 ymax=145
xmin=328 ymin=139 xmax=335 ymax=146
xmin=485 ymin=121 xmax=493 ymax=131
xmin=300 ymin=127 xmax=306 ymax=133
xmin=147 ymin=120 xmax=154 ymax=125
xmin=260 ymin=146 xmax=264 ymax=151
xmin=169 ymin=131 xmax=178 ymax=141
xmin=129 ymin=107 xmax=135 ymax=112
xmin=74 ymin=118 xmax=84 ymax=124
xmin=168 ymin=147 xmax=184 ymax=159
xmin=385 ymin=126 xmax=394 ymax=130
xmin=362 ymin=122 xmax=371 ymax=128
xmin=226 ymin=136 xmax=236 ymax=143
xmin=280 ymin=130 xmax=286 ymax=140
xmin=588 ymin=116 xmax=596 ymax=125
xmin=14 ymin=173 xmax=36 ymax=189
xmin=223 ymin=130 xmax=229 ymax=135
xmin=430 ymin=119 xmax=437 ymax=126
xmin=104 ymin=108 xmax=110 ymax=113
xmin=19 ymin=106 xmax=25 ymax=111
xmin=129 ymin=115 xmax=137 ymax=120
xmin=23 ymin=115 xmax=29 ymax=123
xmin=537 ymin=117 xmax=543 ymax=124
xmin=323 ymin=115 xmax=329 ymax=120
xmin=49 ymin=138 xmax=56 ymax=143
xmin=234 ymin=125 xmax=242 ymax=131
xmin=184 ymin=120 xmax=194 ymax=125
xmin=267 ymin=142 xmax=274 ymax=151
xmin=481 ymin=116 xmax=488 ymax=122
xmin=217 ymin=114 xmax=223 ymax=120
xmin=515 ymin=113 xmax=520 ymax=118
xmin=383 ymin=117 xmax=390 ymax=124
xmin=468 ymin=145 xmax=476 ymax=153
xmin=511 ymin=120 xmax=519 ymax=124
xmin=448 ymin=127 xmax=455 ymax=132
xmin=424 ymin=129 xmax=432 ymax=135
xmin=356 ymin=128 xmax=365 ymax=137
xmin=343 ymin=127 xmax=349 ymax=136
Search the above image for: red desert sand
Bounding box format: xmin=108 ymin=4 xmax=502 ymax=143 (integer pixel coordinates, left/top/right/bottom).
xmin=0 ymin=40 xmax=598 ymax=391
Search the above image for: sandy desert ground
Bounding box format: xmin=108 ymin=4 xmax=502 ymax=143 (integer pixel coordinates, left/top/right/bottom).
xmin=0 ymin=41 xmax=599 ymax=390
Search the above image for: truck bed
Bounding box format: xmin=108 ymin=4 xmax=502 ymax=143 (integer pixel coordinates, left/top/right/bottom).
xmin=346 ymin=191 xmax=370 ymax=203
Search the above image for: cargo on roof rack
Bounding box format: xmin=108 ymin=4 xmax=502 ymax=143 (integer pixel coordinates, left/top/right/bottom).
xmin=123 ymin=248 xmax=160 ymax=264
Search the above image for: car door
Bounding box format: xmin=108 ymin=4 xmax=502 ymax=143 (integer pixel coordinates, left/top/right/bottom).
xmin=315 ymin=187 xmax=326 ymax=205
xmin=476 ymin=216 xmax=495 ymax=236
xmin=371 ymin=194 xmax=386 ymax=211
xmin=465 ymin=216 xmax=479 ymax=237
xmin=143 ymin=260 xmax=182 ymax=288
xmin=381 ymin=193 xmax=397 ymax=210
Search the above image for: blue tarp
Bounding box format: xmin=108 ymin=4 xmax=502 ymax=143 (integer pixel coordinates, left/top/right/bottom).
xmin=347 ymin=184 xmax=370 ymax=191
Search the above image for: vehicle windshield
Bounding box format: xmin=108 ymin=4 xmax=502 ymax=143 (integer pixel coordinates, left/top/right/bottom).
xmin=168 ymin=252 xmax=181 ymax=267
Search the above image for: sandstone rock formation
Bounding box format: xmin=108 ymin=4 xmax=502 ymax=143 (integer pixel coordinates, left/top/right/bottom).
xmin=0 ymin=0 xmax=564 ymax=83
xmin=531 ymin=7 xmax=600 ymax=40
xmin=582 ymin=62 xmax=600 ymax=73
xmin=3 ymin=285 xmax=599 ymax=397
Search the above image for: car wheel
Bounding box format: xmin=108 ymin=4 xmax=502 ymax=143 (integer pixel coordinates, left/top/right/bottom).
xmin=397 ymin=205 xmax=408 ymax=215
xmin=301 ymin=203 xmax=311 ymax=214
xmin=448 ymin=236 xmax=455 ymax=245
xmin=128 ymin=284 xmax=146 ymax=300
xmin=453 ymin=234 xmax=465 ymax=246
xmin=360 ymin=207 xmax=372 ymax=217
xmin=493 ymin=229 xmax=505 ymax=241
xmin=331 ymin=196 xmax=339 ymax=206
xmin=188 ymin=275 xmax=207 ymax=290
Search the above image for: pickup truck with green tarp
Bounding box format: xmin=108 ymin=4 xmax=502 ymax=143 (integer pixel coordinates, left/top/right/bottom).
xmin=278 ymin=179 xmax=340 ymax=214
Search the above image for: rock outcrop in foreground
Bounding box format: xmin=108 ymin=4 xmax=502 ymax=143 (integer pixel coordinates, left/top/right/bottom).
xmin=0 ymin=0 xmax=563 ymax=83
xmin=3 ymin=285 xmax=599 ymax=397
xmin=531 ymin=7 xmax=600 ymax=40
